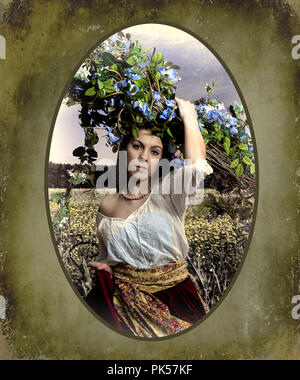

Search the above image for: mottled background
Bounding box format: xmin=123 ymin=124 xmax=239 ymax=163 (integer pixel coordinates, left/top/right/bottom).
xmin=0 ymin=0 xmax=300 ymax=359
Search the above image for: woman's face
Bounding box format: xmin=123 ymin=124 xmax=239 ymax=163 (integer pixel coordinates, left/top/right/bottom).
xmin=126 ymin=129 xmax=164 ymax=182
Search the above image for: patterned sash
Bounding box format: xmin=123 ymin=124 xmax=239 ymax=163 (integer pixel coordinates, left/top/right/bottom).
xmin=112 ymin=260 xmax=198 ymax=338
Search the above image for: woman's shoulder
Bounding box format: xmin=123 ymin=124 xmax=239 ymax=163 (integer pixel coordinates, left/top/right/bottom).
xmin=98 ymin=193 xmax=118 ymax=216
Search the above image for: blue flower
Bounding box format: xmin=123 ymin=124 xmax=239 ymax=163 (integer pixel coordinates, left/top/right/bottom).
xmin=167 ymin=68 xmax=179 ymax=82
xmin=159 ymin=107 xmax=176 ymax=120
xmin=158 ymin=67 xmax=166 ymax=75
xmin=125 ymin=68 xmax=135 ymax=75
xmin=128 ymin=81 xmax=140 ymax=95
xmin=104 ymin=125 xmax=120 ymax=143
xmin=74 ymin=85 xmax=84 ymax=91
xmin=249 ymin=146 xmax=254 ymax=153
xmin=245 ymin=125 xmax=251 ymax=136
xmin=139 ymin=102 xmax=150 ymax=117
xmin=230 ymin=126 xmax=238 ymax=135
xmin=168 ymin=144 xmax=177 ymax=153
xmin=152 ymin=91 xmax=161 ymax=103
xmin=139 ymin=60 xmax=149 ymax=68
xmin=103 ymin=45 xmax=113 ymax=53
xmin=121 ymin=79 xmax=128 ymax=87
xmin=131 ymin=74 xmax=142 ymax=81
xmin=165 ymin=99 xmax=176 ymax=108
xmin=173 ymin=158 xmax=185 ymax=168
xmin=114 ymin=82 xmax=122 ymax=92
xmin=109 ymin=133 xmax=120 ymax=143
xmin=124 ymin=41 xmax=131 ymax=54
xmin=198 ymin=120 xmax=204 ymax=132
xmin=206 ymin=110 xmax=223 ymax=125
xmin=224 ymin=116 xmax=238 ymax=126
xmin=224 ymin=123 xmax=231 ymax=130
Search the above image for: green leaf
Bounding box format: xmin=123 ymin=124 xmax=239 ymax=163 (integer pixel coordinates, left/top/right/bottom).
xmin=243 ymin=156 xmax=252 ymax=166
xmin=230 ymin=159 xmax=239 ymax=169
xmin=239 ymin=143 xmax=248 ymax=151
xmin=241 ymin=149 xmax=253 ymax=157
xmin=153 ymin=52 xmax=163 ymax=63
xmin=214 ymin=123 xmax=221 ymax=132
xmin=151 ymin=126 xmax=161 ymax=133
xmin=134 ymin=78 xmax=147 ymax=88
xmin=104 ymin=85 xmax=116 ymax=94
xmin=103 ymin=78 xmax=114 ymax=85
xmin=126 ymin=55 xmax=136 ymax=65
xmin=208 ymin=99 xmax=219 ymax=107
xmin=215 ymin=131 xmax=224 ymax=142
xmin=236 ymin=163 xmax=244 ymax=177
xmin=97 ymin=79 xmax=103 ymax=89
xmin=73 ymin=146 xmax=86 ymax=157
xmin=224 ymin=137 xmax=231 ymax=155
xmin=224 ymin=129 xmax=231 ymax=139
xmin=167 ymin=127 xmax=174 ymax=138
xmin=132 ymin=125 xmax=140 ymax=137
xmin=85 ymin=87 xmax=96 ymax=96
xmin=229 ymin=146 xmax=236 ymax=156
xmin=97 ymin=89 xmax=105 ymax=98
xmin=102 ymin=52 xmax=119 ymax=67
xmin=86 ymin=148 xmax=98 ymax=158
xmin=50 ymin=192 xmax=66 ymax=203
xmin=250 ymin=164 xmax=256 ymax=175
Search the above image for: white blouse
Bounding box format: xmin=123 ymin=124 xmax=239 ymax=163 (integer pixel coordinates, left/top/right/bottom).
xmin=95 ymin=159 xmax=214 ymax=269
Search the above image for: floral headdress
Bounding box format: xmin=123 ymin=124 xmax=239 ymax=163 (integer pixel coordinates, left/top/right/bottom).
xmin=65 ymin=32 xmax=254 ymax=177
xmin=66 ymin=32 xmax=190 ymax=163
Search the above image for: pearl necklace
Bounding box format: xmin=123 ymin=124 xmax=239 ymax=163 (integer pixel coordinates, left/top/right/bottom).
xmin=121 ymin=189 xmax=151 ymax=200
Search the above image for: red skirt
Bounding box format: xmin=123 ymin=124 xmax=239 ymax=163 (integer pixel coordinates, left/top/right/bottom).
xmin=85 ymin=268 xmax=207 ymax=336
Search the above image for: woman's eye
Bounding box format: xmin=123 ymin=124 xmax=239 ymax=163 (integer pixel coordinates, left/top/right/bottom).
xmin=133 ymin=144 xmax=141 ymax=149
xmin=152 ymin=151 xmax=159 ymax=156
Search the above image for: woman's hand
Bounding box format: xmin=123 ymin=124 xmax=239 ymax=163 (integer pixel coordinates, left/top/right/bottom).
xmin=175 ymin=97 xmax=198 ymax=122
xmin=88 ymin=261 xmax=113 ymax=281
xmin=175 ymin=96 xmax=206 ymax=161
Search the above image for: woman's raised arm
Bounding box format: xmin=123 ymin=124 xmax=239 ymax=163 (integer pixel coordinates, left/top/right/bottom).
xmin=164 ymin=97 xmax=213 ymax=217
xmin=175 ymin=97 xmax=206 ymax=162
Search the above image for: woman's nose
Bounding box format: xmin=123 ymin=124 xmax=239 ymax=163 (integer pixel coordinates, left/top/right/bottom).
xmin=139 ymin=151 xmax=148 ymax=162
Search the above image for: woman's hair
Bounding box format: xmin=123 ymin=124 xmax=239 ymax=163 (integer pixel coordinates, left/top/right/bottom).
xmin=115 ymin=124 xmax=174 ymax=192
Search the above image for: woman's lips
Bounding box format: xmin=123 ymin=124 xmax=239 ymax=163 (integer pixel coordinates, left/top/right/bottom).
xmin=136 ymin=166 xmax=147 ymax=171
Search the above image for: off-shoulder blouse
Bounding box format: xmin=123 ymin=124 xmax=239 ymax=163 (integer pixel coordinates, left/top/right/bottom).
xmin=95 ymin=159 xmax=214 ymax=269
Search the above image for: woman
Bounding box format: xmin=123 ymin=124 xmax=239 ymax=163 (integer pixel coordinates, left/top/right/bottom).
xmin=85 ymin=97 xmax=214 ymax=338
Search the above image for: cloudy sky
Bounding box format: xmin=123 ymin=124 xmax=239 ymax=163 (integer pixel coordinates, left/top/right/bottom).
xmin=49 ymin=23 xmax=242 ymax=165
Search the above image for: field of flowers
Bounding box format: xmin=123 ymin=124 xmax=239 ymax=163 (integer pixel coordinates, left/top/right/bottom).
xmin=48 ymin=188 xmax=252 ymax=310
